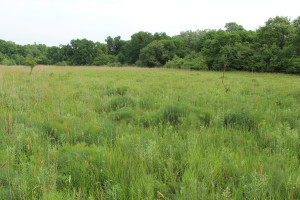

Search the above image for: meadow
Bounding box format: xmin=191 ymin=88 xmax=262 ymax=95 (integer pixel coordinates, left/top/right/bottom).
xmin=0 ymin=66 xmax=299 ymax=199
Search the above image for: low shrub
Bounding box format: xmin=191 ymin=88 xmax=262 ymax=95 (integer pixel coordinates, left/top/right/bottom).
xmin=56 ymin=61 xmax=68 ymax=66
xmin=164 ymin=56 xmax=184 ymax=69
xmin=164 ymin=53 xmax=208 ymax=70
xmin=181 ymin=55 xmax=208 ymax=70
xmin=1 ymin=58 xmax=16 ymax=66
xmin=107 ymin=62 xmax=122 ymax=67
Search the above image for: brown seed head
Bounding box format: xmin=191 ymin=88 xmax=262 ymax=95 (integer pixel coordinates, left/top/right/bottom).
xmin=1 ymin=161 xmax=7 ymax=168
xmin=157 ymin=191 xmax=164 ymax=199
xmin=259 ymin=165 xmax=263 ymax=178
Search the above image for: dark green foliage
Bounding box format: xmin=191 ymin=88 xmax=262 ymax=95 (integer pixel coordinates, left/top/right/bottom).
xmin=225 ymin=22 xmax=245 ymax=33
xmin=164 ymin=56 xmax=184 ymax=69
xmin=175 ymin=30 xmax=207 ymax=50
xmin=287 ymin=57 xmax=300 ymax=73
xmin=161 ymin=38 xmax=186 ymax=59
xmin=256 ymin=16 xmax=292 ymax=49
xmin=224 ymin=110 xmax=256 ymax=130
xmin=153 ymin=32 xmax=171 ymax=40
xmin=127 ymin=31 xmax=154 ymax=64
xmin=66 ymin=39 xmax=103 ymax=65
xmin=1 ymin=58 xmax=16 ymax=66
xmin=1 ymin=15 xmax=300 ymax=73
xmin=181 ymin=53 xmax=208 ymax=70
xmin=93 ymin=54 xmax=118 ymax=66
xmin=24 ymin=56 xmax=37 ymax=67
xmin=165 ymin=53 xmax=208 ymax=70
xmin=56 ymin=61 xmax=68 ymax=66
xmin=106 ymin=96 xmax=135 ymax=111
xmin=24 ymin=55 xmax=37 ymax=74
xmin=221 ymin=44 xmax=254 ymax=71
xmin=139 ymin=40 xmax=169 ymax=67
xmin=107 ymin=62 xmax=122 ymax=67
xmin=106 ymin=36 xmax=124 ymax=56
xmin=47 ymin=46 xmax=62 ymax=65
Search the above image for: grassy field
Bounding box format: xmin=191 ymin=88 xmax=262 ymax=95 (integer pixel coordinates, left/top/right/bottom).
xmin=0 ymin=66 xmax=299 ymax=200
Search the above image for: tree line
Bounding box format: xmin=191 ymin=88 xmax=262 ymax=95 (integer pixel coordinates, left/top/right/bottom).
xmin=0 ymin=16 xmax=299 ymax=73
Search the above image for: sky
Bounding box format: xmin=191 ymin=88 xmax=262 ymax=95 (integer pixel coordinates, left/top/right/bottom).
xmin=0 ymin=0 xmax=299 ymax=46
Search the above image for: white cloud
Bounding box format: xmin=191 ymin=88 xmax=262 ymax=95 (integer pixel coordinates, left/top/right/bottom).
xmin=0 ymin=0 xmax=299 ymax=46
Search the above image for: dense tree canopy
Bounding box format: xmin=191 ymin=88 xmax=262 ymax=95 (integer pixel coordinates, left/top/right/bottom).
xmin=139 ymin=40 xmax=168 ymax=67
xmin=0 ymin=16 xmax=299 ymax=73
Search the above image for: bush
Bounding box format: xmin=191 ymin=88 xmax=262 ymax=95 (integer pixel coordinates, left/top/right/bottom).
xmin=164 ymin=56 xmax=184 ymax=69
xmin=164 ymin=53 xmax=208 ymax=70
xmin=93 ymin=55 xmax=118 ymax=66
xmin=181 ymin=55 xmax=208 ymax=70
xmin=134 ymin=59 xmax=144 ymax=67
xmin=286 ymin=57 xmax=300 ymax=73
xmin=93 ymin=54 xmax=109 ymax=66
xmin=56 ymin=61 xmax=68 ymax=66
xmin=1 ymin=58 xmax=16 ymax=66
xmin=107 ymin=62 xmax=122 ymax=67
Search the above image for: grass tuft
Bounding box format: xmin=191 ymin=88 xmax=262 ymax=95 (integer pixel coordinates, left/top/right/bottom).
xmin=106 ymin=96 xmax=135 ymax=111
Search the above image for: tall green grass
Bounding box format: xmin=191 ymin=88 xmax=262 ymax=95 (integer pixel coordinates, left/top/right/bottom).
xmin=0 ymin=66 xmax=299 ymax=199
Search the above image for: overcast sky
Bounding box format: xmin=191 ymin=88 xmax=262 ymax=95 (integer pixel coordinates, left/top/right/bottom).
xmin=0 ymin=0 xmax=299 ymax=46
